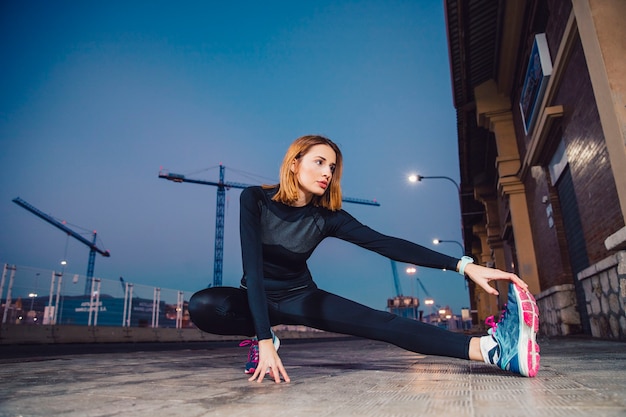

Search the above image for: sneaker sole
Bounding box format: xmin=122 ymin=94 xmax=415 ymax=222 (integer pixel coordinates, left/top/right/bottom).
xmin=513 ymin=283 xmax=540 ymax=377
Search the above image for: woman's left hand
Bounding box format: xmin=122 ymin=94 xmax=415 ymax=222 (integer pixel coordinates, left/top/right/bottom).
xmin=463 ymin=262 xmax=528 ymax=295
xmin=248 ymin=338 xmax=290 ymax=384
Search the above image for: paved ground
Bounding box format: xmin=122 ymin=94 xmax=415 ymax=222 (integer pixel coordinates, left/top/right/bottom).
xmin=1 ymin=335 xmax=626 ymax=417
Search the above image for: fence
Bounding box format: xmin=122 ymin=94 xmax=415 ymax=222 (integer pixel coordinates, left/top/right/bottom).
xmin=0 ymin=264 xmax=196 ymax=329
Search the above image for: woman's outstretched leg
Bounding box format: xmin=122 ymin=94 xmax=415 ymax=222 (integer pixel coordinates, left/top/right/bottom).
xmin=188 ymin=287 xmax=255 ymax=336
xmin=275 ymin=287 xmax=472 ymax=359
xmin=276 ymin=284 xmax=539 ymax=377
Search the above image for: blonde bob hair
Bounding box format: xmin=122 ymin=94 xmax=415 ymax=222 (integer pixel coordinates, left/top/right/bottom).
xmin=266 ymin=135 xmax=343 ymax=211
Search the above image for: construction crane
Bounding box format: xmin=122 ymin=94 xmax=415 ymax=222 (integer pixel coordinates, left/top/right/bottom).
xmin=387 ymin=260 xmax=421 ymax=319
xmin=414 ymin=276 xmax=432 ymax=300
xmin=12 ymin=197 xmax=110 ymax=295
xmin=388 ymin=261 xmax=441 ymax=321
xmin=159 ymin=164 xmax=380 ymax=288
xmin=390 ymin=259 xmax=403 ymax=296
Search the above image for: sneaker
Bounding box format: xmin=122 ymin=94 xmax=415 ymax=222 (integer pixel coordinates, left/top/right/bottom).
xmin=239 ymin=332 xmax=281 ymax=375
xmin=484 ymin=282 xmax=540 ymax=377
xmin=239 ymin=338 xmax=259 ymax=374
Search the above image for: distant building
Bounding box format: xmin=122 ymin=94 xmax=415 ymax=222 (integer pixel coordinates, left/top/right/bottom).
xmin=387 ymin=296 xmax=420 ymax=320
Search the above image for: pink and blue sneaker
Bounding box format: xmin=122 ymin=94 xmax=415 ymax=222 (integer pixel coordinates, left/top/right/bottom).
xmin=483 ymin=282 xmax=540 ymax=377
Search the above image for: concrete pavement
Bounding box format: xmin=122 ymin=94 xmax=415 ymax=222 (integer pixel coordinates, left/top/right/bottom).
xmin=1 ymin=335 xmax=626 ymax=416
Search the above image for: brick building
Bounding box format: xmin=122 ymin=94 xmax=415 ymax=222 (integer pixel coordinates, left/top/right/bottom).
xmin=444 ymin=0 xmax=626 ymax=339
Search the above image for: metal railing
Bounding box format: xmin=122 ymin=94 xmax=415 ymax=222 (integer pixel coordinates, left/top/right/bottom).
xmin=0 ymin=264 xmax=196 ymax=329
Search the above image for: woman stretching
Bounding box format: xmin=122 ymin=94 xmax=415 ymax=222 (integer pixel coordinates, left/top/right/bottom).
xmin=189 ymin=135 xmax=540 ymax=383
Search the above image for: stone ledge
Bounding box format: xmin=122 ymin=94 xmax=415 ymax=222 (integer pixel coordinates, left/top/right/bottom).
xmin=605 ymin=226 xmax=626 ymax=251
xmin=0 ymin=324 xmax=346 ymax=345
xmin=578 ymin=251 xmax=626 ymax=281
xmin=535 ymin=283 xmax=575 ymax=301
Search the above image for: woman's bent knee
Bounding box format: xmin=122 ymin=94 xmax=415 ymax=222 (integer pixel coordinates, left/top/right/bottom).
xmin=187 ymin=287 xmax=253 ymax=336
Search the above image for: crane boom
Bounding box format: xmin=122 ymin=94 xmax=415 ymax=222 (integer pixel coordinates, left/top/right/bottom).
xmin=13 ymin=198 xmax=110 ymax=257
xmin=159 ymin=165 xmax=380 ymax=287
xmin=12 ymin=197 xmax=110 ymax=294
xmin=158 ymin=171 xmax=380 ymax=206
xmin=415 ymin=277 xmax=431 ymax=298
xmin=158 ymin=172 xmax=251 ymax=190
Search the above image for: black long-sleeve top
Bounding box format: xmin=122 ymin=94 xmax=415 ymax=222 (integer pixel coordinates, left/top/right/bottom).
xmin=239 ymin=186 xmax=459 ymax=340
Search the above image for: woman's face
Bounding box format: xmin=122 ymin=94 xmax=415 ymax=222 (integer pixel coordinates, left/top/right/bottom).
xmin=292 ymin=144 xmax=337 ymax=206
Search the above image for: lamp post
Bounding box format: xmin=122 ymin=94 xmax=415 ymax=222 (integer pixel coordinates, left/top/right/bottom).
xmin=434 ymin=238 xmax=469 ymax=290
xmin=408 ymin=173 xmax=465 ymax=254
xmin=408 ymin=174 xmax=460 ymax=194
xmin=433 ymin=238 xmax=465 ymax=256
xmin=28 ymin=293 xmax=37 ymax=311
xmin=423 ymin=298 xmax=434 ymax=323
xmin=405 ymin=266 xmax=417 ymax=297
xmin=405 ymin=266 xmax=418 ymax=320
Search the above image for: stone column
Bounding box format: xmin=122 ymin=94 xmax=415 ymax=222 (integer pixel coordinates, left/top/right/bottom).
xmin=475 ymin=80 xmax=541 ymax=294
xmin=474 ymin=184 xmax=509 ymax=301
xmin=472 ymin=224 xmax=500 ymax=326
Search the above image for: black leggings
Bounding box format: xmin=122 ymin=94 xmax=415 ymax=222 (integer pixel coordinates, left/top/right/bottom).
xmin=188 ymin=285 xmax=472 ymax=360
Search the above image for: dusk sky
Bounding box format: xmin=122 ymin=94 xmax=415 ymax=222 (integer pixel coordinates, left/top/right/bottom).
xmin=0 ymin=1 xmax=471 ymax=314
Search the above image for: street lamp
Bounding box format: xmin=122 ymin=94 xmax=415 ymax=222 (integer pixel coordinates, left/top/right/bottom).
xmin=405 ymin=266 xmax=416 ymax=299
xmin=28 ymin=293 xmax=37 ymax=311
xmin=423 ymin=298 xmax=434 ymax=323
xmin=408 ymin=174 xmax=460 ymax=194
xmin=433 ymin=238 xmax=465 ymax=256
xmin=434 ymin=238 xmax=469 ymax=289
xmin=402 ymin=266 xmax=419 ymax=320
xmin=408 ymin=172 xmax=464 ymax=236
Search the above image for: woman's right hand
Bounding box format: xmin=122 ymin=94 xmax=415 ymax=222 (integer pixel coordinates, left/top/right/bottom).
xmin=248 ymin=338 xmax=291 ymax=384
xmin=463 ymin=262 xmax=528 ymax=295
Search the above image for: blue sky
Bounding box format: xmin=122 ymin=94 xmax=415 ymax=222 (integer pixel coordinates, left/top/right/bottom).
xmin=0 ymin=1 xmax=469 ymax=314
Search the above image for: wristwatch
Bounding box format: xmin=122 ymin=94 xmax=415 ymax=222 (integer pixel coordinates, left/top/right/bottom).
xmin=458 ymin=256 xmax=474 ymax=276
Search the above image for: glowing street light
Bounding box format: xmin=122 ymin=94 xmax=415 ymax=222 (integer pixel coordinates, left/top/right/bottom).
xmin=28 ymin=292 xmax=37 ymax=311
xmin=407 ymin=174 xmax=460 ymax=193
xmin=433 ymin=238 xmax=465 ymax=255
xmin=407 ymin=173 xmax=465 ymax=253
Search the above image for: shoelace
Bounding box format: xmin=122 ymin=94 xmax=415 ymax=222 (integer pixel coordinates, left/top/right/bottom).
xmin=239 ymin=339 xmax=259 ymax=363
xmin=485 ymin=304 xmax=507 ymax=332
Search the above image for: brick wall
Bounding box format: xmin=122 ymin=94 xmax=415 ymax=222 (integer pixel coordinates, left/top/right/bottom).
xmin=516 ymin=29 xmax=624 ymax=290
xmin=512 ymin=1 xmax=576 ymax=290
xmin=509 ymin=2 xmax=624 ymax=339
xmin=525 ymin=164 xmax=572 ymax=289
xmin=545 ymin=0 xmax=572 ymax=64
xmin=554 ymin=38 xmax=625 ymax=266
